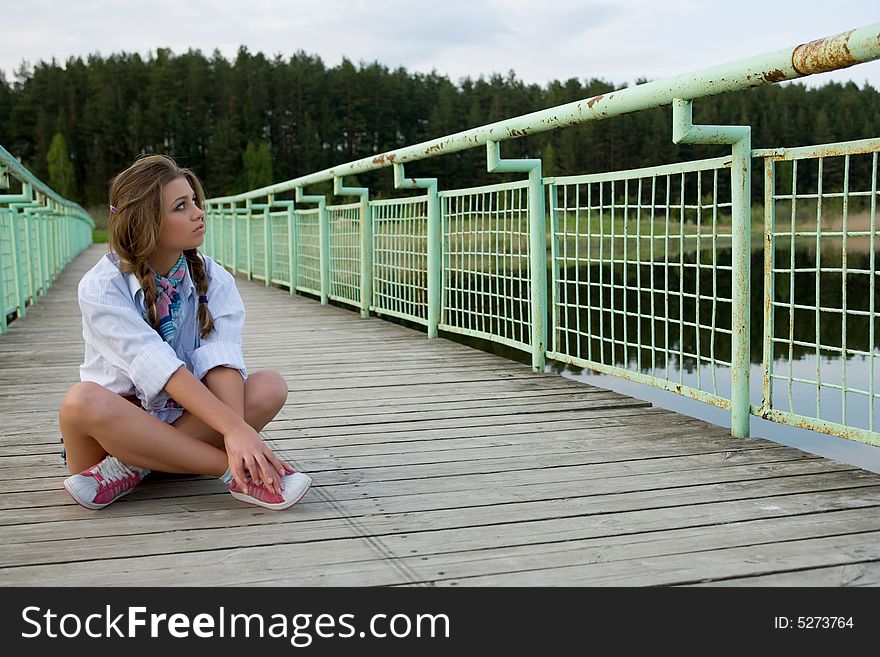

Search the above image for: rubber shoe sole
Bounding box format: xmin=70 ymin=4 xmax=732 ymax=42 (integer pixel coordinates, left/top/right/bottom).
xmin=63 ymin=477 xmax=138 ymax=510
xmin=228 ymin=472 xmax=312 ymax=511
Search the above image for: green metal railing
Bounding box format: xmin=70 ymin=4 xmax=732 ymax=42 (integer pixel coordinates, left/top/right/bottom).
xmin=204 ymin=23 xmax=880 ymax=446
xmin=546 ymin=155 xmax=736 ymax=410
xmin=0 ymin=145 xmax=94 ymax=334
xmin=756 ymin=138 xmax=880 ymax=446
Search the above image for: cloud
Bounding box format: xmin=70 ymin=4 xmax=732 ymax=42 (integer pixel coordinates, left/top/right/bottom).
xmin=0 ymin=0 xmax=878 ymax=89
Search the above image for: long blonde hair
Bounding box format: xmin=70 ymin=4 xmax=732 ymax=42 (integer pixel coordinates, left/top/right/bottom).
xmin=108 ymin=154 xmax=214 ymax=338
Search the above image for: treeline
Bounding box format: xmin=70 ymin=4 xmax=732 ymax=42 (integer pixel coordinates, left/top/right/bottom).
xmin=1 ymin=46 xmax=879 ymax=208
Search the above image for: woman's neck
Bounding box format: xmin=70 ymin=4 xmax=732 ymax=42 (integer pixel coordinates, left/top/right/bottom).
xmin=149 ymin=249 xmax=184 ymax=277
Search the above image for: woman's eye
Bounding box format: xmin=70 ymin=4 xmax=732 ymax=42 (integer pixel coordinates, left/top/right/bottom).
xmin=175 ymin=197 xmax=197 ymax=211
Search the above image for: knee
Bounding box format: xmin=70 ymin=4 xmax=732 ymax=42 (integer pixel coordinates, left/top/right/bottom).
xmin=248 ymin=370 xmax=288 ymax=416
xmin=59 ymin=382 xmax=113 ymax=425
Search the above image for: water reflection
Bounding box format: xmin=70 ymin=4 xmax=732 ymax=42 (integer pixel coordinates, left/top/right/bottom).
xmin=555 ymin=248 xmax=880 ymax=373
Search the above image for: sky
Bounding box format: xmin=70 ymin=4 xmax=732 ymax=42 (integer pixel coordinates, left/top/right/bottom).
xmin=1 ymin=0 xmax=879 ymax=90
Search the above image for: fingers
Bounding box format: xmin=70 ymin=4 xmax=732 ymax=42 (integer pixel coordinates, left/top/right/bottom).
xmin=254 ymin=453 xmax=282 ymax=495
xmin=265 ymin=451 xmax=290 ymax=479
xmin=229 ymin=459 xmax=250 ymax=492
xmin=231 ymin=455 xmax=276 ymax=495
xmin=224 ymin=430 xmax=294 ymax=496
xmin=244 ymin=455 xmax=281 ymax=496
xmin=242 ymin=455 xmax=258 ymax=485
xmin=260 ymin=450 xmax=297 ymax=495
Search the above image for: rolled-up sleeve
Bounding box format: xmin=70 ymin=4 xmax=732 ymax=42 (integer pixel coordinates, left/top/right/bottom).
xmin=78 ymin=280 xmax=185 ymax=407
xmin=190 ymin=266 xmax=247 ymax=382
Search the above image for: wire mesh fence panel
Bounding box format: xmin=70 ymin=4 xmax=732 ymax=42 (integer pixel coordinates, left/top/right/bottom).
xmin=235 ymin=213 xmax=248 ymax=275
xmin=295 ymin=208 xmax=322 ymax=296
xmin=270 ymin=209 xmax=290 ymax=286
xmin=547 ymin=157 xmax=735 ymax=407
xmin=0 ymin=210 xmax=15 ymax=315
xmin=27 ymin=214 xmax=39 ymax=299
xmin=16 ymin=214 xmax=32 ymax=303
xmin=49 ymin=218 xmax=58 ymax=278
xmin=224 ymin=211 xmax=234 ymax=266
xmin=328 ymin=202 xmax=361 ymax=309
xmin=761 ymin=140 xmax=880 ymax=445
xmin=440 ymin=180 xmax=531 ymax=351
xmin=371 ymin=196 xmax=429 ymax=325
xmin=251 ymin=213 xmax=266 ymax=281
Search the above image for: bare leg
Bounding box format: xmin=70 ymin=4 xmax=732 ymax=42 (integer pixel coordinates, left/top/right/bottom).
xmin=169 ymin=370 xmax=288 ymax=449
xmin=59 ymin=370 xmax=288 ymax=476
xmin=59 ymin=383 xmax=227 ymax=475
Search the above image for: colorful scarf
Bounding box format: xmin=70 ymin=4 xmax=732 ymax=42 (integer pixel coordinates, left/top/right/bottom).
xmin=149 ymin=253 xmax=188 ymax=344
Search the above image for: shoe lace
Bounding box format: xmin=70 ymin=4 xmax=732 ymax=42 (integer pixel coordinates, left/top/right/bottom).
xmin=90 ymin=456 xmax=137 ymax=486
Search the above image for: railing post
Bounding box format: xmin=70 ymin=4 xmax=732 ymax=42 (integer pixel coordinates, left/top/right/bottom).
xmin=245 ymin=198 xmax=253 ymax=280
xmin=393 ymin=162 xmax=441 ymax=339
xmin=672 ymin=98 xmax=751 ymax=438
xmin=295 ymin=187 xmax=329 ymax=305
xmin=760 ymin=156 xmax=776 ymax=418
xmin=333 ymin=177 xmax=371 ymax=318
xmin=486 ymin=140 xmax=547 ymax=372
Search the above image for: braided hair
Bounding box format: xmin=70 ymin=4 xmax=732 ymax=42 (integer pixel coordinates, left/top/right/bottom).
xmin=107 ymin=154 xmax=214 ymax=339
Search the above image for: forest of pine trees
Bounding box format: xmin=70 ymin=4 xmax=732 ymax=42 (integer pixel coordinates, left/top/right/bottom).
xmin=1 ymin=46 xmax=879 ymax=208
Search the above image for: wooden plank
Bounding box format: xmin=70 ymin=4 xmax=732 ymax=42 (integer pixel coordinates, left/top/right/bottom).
xmin=0 ymin=408 xmax=735 ymax=455
xmin=6 ymin=488 xmax=880 ymax=574
xmin=0 ymin=411 xmax=724 ymax=458
xmin=432 ymin=531 xmax=880 ymax=587
xmin=3 ymin=490 xmax=880 ymax=586
xmin=0 ymin=447 xmax=837 ymax=518
xmin=0 ymin=425 xmax=771 ymax=480
xmin=0 ymin=388 xmax=641 ymax=442
xmin=0 ymin=432 xmax=785 ymax=495
xmin=0 ymin=455 xmax=862 ymax=544
xmin=694 ymin=562 xmax=880 ymax=586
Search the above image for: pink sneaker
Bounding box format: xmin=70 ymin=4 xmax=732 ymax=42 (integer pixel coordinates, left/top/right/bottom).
xmin=63 ymin=455 xmax=150 ymax=510
xmin=227 ymin=471 xmax=312 ymax=510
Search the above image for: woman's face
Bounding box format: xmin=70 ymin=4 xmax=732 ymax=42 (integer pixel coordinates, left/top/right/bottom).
xmin=157 ymin=176 xmax=205 ymax=252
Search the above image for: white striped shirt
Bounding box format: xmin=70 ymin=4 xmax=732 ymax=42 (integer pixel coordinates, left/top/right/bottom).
xmin=78 ymin=250 xmax=248 ymax=422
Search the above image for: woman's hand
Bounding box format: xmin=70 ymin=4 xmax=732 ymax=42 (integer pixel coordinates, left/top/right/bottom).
xmin=223 ymin=423 xmax=292 ymax=496
xmin=163 ymin=367 xmax=297 ymax=493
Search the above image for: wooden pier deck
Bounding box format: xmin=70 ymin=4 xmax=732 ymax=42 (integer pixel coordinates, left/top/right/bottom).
xmin=1 ymin=244 xmax=880 ymax=586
